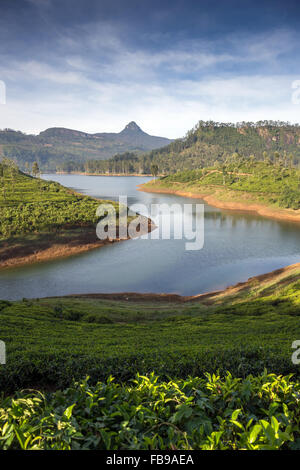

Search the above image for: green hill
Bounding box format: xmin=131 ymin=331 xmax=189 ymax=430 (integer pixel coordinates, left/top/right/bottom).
xmin=0 ymin=160 xmax=105 ymax=238
xmin=145 ymin=120 xmax=300 ymax=173
xmin=2 ymin=261 xmax=300 ymax=392
xmin=81 ymin=120 xmax=300 ymax=175
xmin=0 ymin=122 xmax=172 ymax=171
xmin=141 ymin=156 xmax=300 ymax=216
xmin=0 ymin=160 xmax=140 ymax=268
xmin=1 ymin=261 xmax=300 ymax=449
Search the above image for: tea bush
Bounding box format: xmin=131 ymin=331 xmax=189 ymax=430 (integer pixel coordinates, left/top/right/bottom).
xmin=1 ymin=371 xmax=300 ymax=450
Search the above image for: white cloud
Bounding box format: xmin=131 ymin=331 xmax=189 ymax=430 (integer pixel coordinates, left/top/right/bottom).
xmin=0 ymin=73 xmax=299 ymax=138
xmin=0 ymin=26 xmax=299 ymax=137
xmin=20 ymin=61 xmax=84 ymax=85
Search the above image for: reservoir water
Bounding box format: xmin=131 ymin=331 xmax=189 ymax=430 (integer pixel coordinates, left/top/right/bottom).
xmin=0 ymin=174 xmax=300 ymax=300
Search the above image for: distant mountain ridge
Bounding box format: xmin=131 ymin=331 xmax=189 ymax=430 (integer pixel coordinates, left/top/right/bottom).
xmin=0 ymin=121 xmax=172 ymax=170
xmin=74 ymin=120 xmax=300 ymax=175
xmin=3 ymin=119 xmax=300 ymax=174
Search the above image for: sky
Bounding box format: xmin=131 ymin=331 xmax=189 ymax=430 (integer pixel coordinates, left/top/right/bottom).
xmin=0 ymin=0 xmax=300 ymax=138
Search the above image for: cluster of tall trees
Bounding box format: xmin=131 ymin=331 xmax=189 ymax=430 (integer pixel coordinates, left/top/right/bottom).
xmin=56 ymin=154 xmax=160 ymax=177
xmin=0 ymin=158 xmax=39 ymax=180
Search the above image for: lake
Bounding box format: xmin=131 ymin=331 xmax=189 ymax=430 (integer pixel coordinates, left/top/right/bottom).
xmin=0 ymin=174 xmax=300 ymax=300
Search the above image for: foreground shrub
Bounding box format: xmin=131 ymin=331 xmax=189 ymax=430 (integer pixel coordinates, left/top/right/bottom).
xmin=0 ymin=371 xmax=300 ymax=450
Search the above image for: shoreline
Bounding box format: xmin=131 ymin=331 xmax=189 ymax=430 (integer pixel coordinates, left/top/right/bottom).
xmin=0 ymin=236 xmax=124 ymax=270
xmin=0 ymin=218 xmax=155 ymax=270
xmin=56 ymin=260 xmax=300 ymax=304
xmin=138 ymin=183 xmax=300 ymax=223
xmin=54 ymin=172 xmax=155 ymax=177
xmin=3 ymin=178 xmax=300 ymax=302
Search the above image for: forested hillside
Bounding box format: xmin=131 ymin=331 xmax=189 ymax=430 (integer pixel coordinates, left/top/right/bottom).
xmin=73 ymin=121 xmax=300 ymax=175
xmin=3 ymin=120 xmax=300 ymax=174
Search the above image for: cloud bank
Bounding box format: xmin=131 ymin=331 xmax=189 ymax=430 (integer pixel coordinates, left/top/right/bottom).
xmin=0 ymin=0 xmax=299 ymax=137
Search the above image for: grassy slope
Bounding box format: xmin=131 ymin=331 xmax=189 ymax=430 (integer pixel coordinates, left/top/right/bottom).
xmin=1 ymin=262 xmax=300 ymax=392
xmin=141 ymin=160 xmax=300 ymax=215
xmin=1 ymin=264 xmax=300 ymax=449
xmin=0 ymin=167 xmax=111 ymax=236
xmin=0 ymin=165 xmax=136 ymax=266
xmin=1 ymin=162 xmax=300 ymax=449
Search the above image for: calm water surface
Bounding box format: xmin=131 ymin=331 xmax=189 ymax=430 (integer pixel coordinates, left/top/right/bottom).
xmin=1 ymin=174 xmax=300 ymax=300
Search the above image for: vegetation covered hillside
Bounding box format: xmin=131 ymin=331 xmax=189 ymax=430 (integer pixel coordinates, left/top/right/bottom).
xmin=0 ymin=122 xmax=172 ymax=171
xmin=142 ymin=155 xmax=300 ymax=212
xmin=1 ymin=262 xmax=300 ymax=449
xmin=0 ymin=159 xmax=139 ymax=268
xmin=78 ymin=121 xmax=300 ymax=175
xmin=3 ymin=120 xmax=300 ymax=175
xmin=143 ymin=120 xmax=300 ymax=174
xmin=0 ymin=160 xmax=102 ymax=238
xmin=2 ymin=261 xmax=300 ymax=391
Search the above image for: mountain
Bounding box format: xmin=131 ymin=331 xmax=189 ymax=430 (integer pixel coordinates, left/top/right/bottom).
xmin=90 ymin=120 xmax=300 ymax=175
xmin=4 ymin=119 xmax=300 ymax=174
xmin=0 ymin=122 xmax=172 ymax=170
xmin=95 ymin=121 xmax=171 ymax=149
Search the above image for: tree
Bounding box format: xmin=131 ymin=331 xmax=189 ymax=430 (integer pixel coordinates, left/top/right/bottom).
xmin=151 ymin=164 xmax=159 ymax=181
xmin=221 ymin=166 xmax=227 ymax=185
xmin=274 ymin=152 xmax=280 ymax=167
xmin=32 ymin=162 xmax=40 ymax=177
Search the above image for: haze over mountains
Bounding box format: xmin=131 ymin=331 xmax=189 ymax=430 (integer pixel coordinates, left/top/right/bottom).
xmin=0 ymin=122 xmax=172 ymax=170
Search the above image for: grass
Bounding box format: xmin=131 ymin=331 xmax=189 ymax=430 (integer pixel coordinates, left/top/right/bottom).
xmin=1 ymin=271 xmax=300 ymax=450
xmin=1 ymin=158 xmax=300 ymax=450
xmin=0 ymin=163 xmax=118 ymax=239
xmin=1 ymin=263 xmax=300 ymax=392
xmin=143 ymin=159 xmax=300 ymax=211
xmin=0 ymin=161 xmax=142 ymax=267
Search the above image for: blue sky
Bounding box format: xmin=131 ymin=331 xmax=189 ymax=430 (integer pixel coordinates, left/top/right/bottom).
xmin=0 ymin=0 xmax=300 ymax=137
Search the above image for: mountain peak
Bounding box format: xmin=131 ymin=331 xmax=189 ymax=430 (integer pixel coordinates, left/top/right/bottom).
xmin=122 ymin=121 xmax=143 ymax=133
